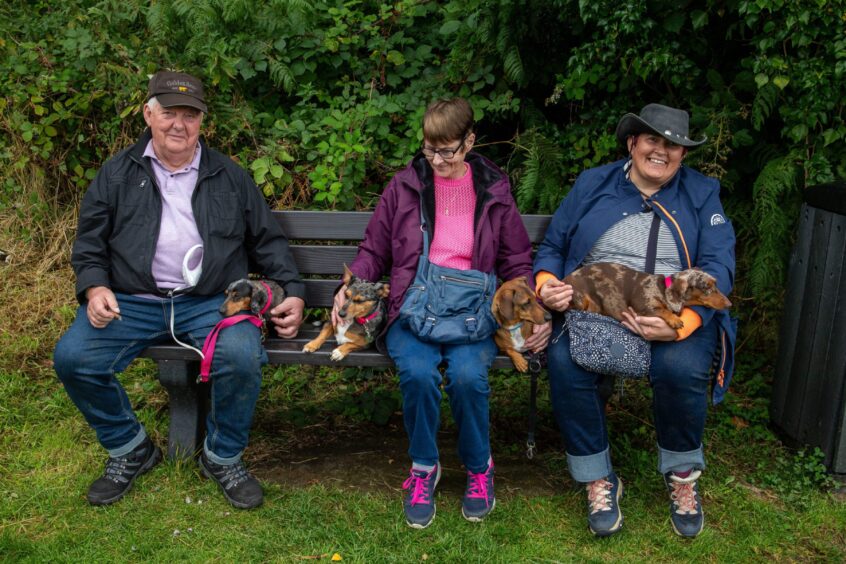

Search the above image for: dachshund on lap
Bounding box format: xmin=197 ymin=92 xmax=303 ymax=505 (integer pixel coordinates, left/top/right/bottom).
xmin=563 ymin=262 xmax=732 ymax=329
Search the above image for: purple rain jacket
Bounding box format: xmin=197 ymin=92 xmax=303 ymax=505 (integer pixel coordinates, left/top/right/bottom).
xmin=348 ymin=151 xmax=533 ymax=343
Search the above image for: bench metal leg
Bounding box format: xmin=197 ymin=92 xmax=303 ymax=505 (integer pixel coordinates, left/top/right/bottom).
xmin=156 ymin=359 xmax=205 ymax=460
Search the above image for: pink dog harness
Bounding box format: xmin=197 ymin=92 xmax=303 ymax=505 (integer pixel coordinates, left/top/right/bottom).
xmin=198 ymin=281 xmax=273 ymax=383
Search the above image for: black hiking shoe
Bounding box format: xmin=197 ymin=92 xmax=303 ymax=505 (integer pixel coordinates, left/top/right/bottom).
xmin=87 ymin=437 xmax=162 ymax=505
xmin=199 ymin=452 xmax=263 ymax=509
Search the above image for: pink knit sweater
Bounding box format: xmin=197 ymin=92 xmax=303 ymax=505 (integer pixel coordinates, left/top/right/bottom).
xmin=430 ymin=164 xmax=476 ymax=270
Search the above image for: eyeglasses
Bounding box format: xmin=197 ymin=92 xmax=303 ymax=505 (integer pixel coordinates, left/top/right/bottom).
xmin=421 ymin=133 xmax=468 ymax=160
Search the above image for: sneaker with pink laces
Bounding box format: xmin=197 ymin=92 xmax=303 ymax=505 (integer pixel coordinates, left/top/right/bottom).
xmin=462 ymin=461 xmax=495 ymax=522
xmin=586 ymin=472 xmax=623 ymax=537
xmin=665 ymin=470 xmax=704 ymax=538
xmin=402 ymin=464 xmax=441 ymax=529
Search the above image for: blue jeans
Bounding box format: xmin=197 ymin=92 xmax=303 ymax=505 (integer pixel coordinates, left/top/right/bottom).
xmin=547 ymin=318 xmax=718 ymax=482
xmin=385 ymin=321 xmax=497 ymax=473
xmin=54 ymin=293 xmax=266 ymax=463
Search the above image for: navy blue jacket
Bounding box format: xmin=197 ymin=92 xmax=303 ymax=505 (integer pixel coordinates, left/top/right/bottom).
xmin=534 ymin=159 xmax=737 ymax=403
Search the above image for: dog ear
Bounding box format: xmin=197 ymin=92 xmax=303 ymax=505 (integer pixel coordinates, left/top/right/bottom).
xmin=342 ymin=264 xmax=354 ymax=286
xmin=249 ymin=282 xmax=267 ymax=314
xmin=499 ymin=288 xmax=515 ymax=322
xmin=667 ymin=271 xmax=690 ymax=307
xmin=376 ymin=283 xmax=390 ymax=299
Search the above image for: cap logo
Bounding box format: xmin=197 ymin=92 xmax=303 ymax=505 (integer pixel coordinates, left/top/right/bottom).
xmin=178 ymin=86 xmax=188 ymax=92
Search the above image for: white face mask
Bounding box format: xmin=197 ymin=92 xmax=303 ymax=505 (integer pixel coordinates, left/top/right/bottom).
xmin=181 ymin=244 xmax=204 ymax=288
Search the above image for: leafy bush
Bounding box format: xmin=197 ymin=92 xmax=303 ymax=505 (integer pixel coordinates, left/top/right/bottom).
xmin=2 ymin=0 xmax=845 ymax=353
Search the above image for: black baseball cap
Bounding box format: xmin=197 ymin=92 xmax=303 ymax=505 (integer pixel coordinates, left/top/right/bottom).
xmin=146 ymin=71 xmax=207 ymax=113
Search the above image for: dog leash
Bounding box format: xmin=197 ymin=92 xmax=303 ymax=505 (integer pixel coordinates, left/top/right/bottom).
xmin=197 ymin=281 xmax=273 ymax=383
xmin=525 ymin=350 xmax=545 ymax=460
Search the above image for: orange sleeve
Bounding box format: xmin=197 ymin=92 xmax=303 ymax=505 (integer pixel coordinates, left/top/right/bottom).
xmin=534 ymin=271 xmax=558 ymax=298
xmin=675 ymin=308 xmax=702 ymax=341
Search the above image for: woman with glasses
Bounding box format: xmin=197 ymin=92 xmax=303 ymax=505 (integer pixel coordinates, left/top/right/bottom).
xmin=334 ymin=98 xmax=551 ymax=528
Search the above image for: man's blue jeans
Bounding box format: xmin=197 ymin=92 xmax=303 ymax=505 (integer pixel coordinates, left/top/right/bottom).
xmin=385 ymin=321 xmax=497 ymax=473
xmin=547 ymin=318 xmax=718 ymax=482
xmin=53 ymin=293 xmax=266 ymax=464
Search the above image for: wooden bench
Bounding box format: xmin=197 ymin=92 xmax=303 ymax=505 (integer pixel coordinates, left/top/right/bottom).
xmin=141 ymin=210 xmax=552 ymax=459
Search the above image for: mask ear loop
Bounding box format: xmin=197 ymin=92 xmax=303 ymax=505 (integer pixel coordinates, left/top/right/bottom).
xmin=166 ymin=244 xmax=206 ymax=360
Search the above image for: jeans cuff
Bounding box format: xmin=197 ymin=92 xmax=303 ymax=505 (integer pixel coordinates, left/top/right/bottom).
xmin=567 ymin=447 xmax=612 ymax=482
xmin=204 ymin=440 xmax=242 ymax=466
xmin=657 ymin=443 xmax=705 ymax=475
xmin=107 ymin=427 xmax=147 ymax=458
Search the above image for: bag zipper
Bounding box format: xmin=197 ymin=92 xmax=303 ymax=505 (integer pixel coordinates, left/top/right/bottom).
xmin=440 ymin=274 xmax=483 ymax=287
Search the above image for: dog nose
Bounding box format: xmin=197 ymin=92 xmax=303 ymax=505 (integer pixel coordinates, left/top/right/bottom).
xmin=543 ymin=310 xmax=552 ymax=321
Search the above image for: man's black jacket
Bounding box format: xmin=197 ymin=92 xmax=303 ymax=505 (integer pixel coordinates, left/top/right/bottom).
xmin=71 ymin=129 xmax=305 ymax=303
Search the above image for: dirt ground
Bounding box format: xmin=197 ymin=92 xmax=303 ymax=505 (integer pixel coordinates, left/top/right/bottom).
xmin=249 ymin=421 xmax=565 ymax=497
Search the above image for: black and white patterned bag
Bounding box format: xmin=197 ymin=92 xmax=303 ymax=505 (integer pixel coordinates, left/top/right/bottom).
xmin=563 ymin=310 xmax=651 ymax=378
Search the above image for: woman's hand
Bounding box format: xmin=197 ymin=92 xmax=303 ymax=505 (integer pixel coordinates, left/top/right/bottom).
xmin=330 ymin=285 xmax=348 ymax=327
xmin=524 ymin=321 xmax=552 ymax=353
xmin=538 ymin=278 xmax=573 ymax=312
xmin=620 ymin=307 xmax=677 ymax=341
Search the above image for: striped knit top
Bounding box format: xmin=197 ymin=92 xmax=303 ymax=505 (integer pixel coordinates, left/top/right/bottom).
xmin=582 ymin=210 xmax=682 ymax=275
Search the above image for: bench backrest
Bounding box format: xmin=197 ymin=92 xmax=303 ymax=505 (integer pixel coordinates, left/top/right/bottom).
xmin=274 ymin=211 xmax=551 ymax=308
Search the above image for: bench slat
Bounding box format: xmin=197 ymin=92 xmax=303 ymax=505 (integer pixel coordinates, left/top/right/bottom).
xmin=277 ymin=210 xmax=551 ymax=244
xmin=143 ymin=342 xmax=518 ymax=369
xmin=291 ymin=245 xmax=360 ymax=275
xmin=276 ymin=211 xmax=374 ymax=240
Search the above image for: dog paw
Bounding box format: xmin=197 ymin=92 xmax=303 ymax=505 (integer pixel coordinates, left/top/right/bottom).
xmin=302 ymin=343 xmax=318 ymax=353
xmin=330 ymin=348 xmax=346 ymax=361
xmin=513 ymin=356 xmax=529 ymax=373
xmin=669 ymin=319 xmax=685 ymax=330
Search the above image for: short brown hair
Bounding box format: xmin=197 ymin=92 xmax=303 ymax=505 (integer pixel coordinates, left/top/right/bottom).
xmin=422 ymin=98 xmax=474 ymax=144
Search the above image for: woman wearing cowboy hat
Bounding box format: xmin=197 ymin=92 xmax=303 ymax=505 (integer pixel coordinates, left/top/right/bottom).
xmin=533 ymin=103 xmax=736 ymax=538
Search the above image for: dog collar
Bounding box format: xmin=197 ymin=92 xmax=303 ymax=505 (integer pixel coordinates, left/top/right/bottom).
xmin=355 ymin=308 xmax=380 ymax=325
xmin=258 ymin=280 xmax=273 ymax=316
xmin=664 ymin=276 xmax=673 ymax=289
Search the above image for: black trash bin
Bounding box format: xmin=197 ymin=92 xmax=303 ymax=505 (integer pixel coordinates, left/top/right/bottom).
xmin=771 ymin=181 xmax=846 ymax=476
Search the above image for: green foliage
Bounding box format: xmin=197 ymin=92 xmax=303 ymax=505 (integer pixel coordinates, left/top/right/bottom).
xmin=756 ymin=447 xmax=840 ymax=505
xmin=2 ymin=0 xmax=846 ymax=349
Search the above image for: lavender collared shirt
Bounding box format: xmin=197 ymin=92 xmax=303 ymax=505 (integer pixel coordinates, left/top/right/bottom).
xmin=141 ymin=141 xmax=204 ymax=291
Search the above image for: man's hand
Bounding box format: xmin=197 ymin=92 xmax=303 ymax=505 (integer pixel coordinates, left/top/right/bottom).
xmin=269 ymin=296 xmax=305 ymax=338
xmin=85 ymin=286 xmax=121 ymax=329
xmin=620 ymin=307 xmax=677 ymax=341
xmin=538 ymin=278 xmax=573 ymax=312
xmin=524 ymin=320 xmax=552 ymax=353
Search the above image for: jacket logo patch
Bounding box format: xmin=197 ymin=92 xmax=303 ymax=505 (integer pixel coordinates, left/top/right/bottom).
xmin=710 ymin=213 xmax=726 ymax=226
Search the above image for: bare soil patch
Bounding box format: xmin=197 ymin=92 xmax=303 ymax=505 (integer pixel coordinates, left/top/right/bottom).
xmin=250 ymin=420 xmax=564 ymax=497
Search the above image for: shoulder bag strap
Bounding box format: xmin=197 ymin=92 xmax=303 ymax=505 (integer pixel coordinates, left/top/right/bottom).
xmin=644 ymin=211 xmax=662 ymax=274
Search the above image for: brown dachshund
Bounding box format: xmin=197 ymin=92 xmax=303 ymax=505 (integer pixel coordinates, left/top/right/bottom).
xmin=492 ymin=277 xmax=552 ymax=372
xmin=220 ymin=278 xmax=286 ymax=321
xmin=303 ymin=265 xmax=389 ymax=361
xmin=563 ymin=262 xmax=732 ymax=329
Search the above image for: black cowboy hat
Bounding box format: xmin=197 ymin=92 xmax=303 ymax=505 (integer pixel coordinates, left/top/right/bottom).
xmin=616 ymin=103 xmax=706 ymax=148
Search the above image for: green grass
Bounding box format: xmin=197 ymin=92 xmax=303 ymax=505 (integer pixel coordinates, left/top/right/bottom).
xmin=2 ymin=361 xmax=845 ymax=563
